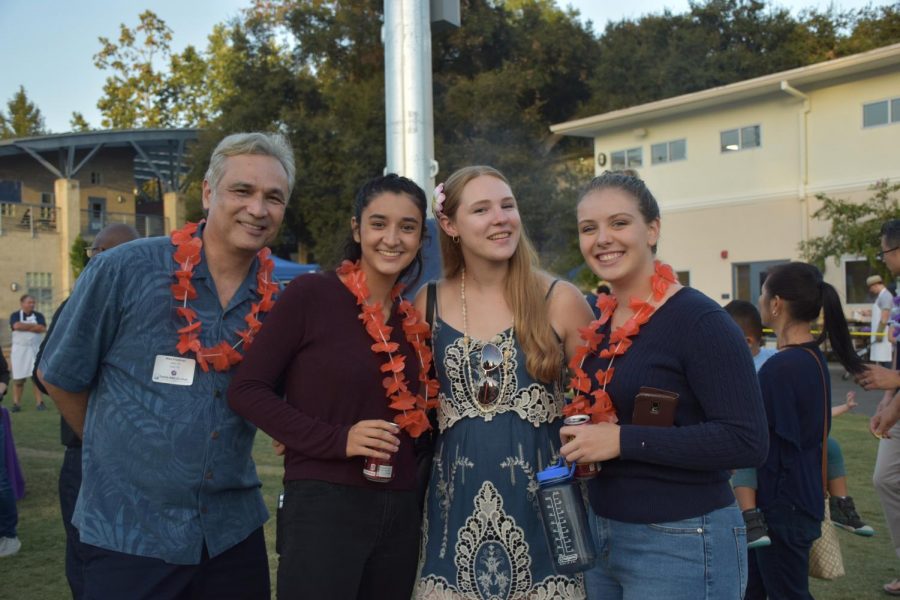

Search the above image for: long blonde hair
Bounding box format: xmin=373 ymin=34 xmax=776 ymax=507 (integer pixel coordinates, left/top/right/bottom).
xmin=439 ymin=166 xmax=562 ymax=383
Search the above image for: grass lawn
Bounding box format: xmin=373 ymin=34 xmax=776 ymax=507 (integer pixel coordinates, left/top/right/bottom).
xmin=0 ymin=386 xmax=896 ymax=598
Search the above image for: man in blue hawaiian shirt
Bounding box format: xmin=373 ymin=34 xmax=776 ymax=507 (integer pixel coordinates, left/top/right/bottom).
xmin=38 ymin=132 xmax=294 ymax=599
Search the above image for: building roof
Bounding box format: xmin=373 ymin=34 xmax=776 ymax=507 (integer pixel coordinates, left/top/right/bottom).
xmin=551 ymin=43 xmax=900 ymax=138
xmin=0 ymin=128 xmax=199 ymax=191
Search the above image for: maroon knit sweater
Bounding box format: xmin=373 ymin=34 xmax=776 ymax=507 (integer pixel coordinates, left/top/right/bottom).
xmin=228 ymin=270 xmax=418 ymax=490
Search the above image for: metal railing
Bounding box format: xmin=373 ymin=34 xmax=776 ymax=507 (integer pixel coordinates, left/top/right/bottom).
xmin=80 ymin=210 xmax=168 ymax=238
xmin=0 ymin=201 xmax=58 ymax=236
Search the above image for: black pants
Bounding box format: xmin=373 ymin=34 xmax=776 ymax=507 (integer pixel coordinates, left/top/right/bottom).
xmin=59 ymin=446 xmax=87 ymax=599
xmin=82 ymin=527 xmax=270 ymax=600
xmin=755 ymin=502 xmax=821 ymax=600
xmin=277 ymin=480 xmax=419 ymax=600
xmin=744 ymin=548 xmax=766 ymax=600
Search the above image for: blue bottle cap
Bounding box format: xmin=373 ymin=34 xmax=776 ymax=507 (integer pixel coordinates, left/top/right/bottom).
xmin=536 ymin=458 xmax=575 ymax=486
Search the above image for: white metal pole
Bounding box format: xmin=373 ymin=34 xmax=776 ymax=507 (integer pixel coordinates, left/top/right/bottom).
xmin=384 ymin=0 xmax=437 ymax=214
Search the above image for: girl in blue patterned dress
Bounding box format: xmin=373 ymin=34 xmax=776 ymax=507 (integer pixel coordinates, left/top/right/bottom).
xmin=414 ymin=166 xmax=594 ymax=599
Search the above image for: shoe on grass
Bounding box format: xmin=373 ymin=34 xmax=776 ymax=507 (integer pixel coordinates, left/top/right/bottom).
xmin=10 ymin=405 xmax=20 ymax=413
xmin=0 ymin=536 xmax=21 ymax=557
xmin=35 ymin=402 xmax=46 ymax=411
xmin=830 ymin=496 xmax=875 ymax=537
xmin=884 ymin=578 xmax=900 ymax=596
xmin=743 ymin=508 xmax=771 ymax=549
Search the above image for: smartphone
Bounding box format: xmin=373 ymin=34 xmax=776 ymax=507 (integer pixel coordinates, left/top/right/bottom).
xmin=631 ymin=386 xmax=679 ymax=427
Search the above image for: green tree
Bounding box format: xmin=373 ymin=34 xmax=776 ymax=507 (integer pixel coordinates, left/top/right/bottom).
xmin=799 ymin=180 xmax=900 ymax=276
xmin=837 ymin=4 xmax=900 ymax=55
xmin=229 ymin=0 xmax=599 ymax=268
xmin=70 ymin=235 xmax=89 ymax=279
xmin=69 ymin=112 xmax=91 ymax=132
xmin=94 ymin=10 xmax=174 ymax=128
xmin=94 ymin=15 xmax=251 ymax=130
xmin=0 ymin=86 xmax=46 ymax=139
xmin=581 ymin=0 xmax=835 ymax=116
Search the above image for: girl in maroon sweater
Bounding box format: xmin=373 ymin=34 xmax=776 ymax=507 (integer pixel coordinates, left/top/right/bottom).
xmin=228 ymin=174 xmax=429 ymax=599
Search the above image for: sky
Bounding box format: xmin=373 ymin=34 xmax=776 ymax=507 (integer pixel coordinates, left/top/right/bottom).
xmin=0 ymin=0 xmax=893 ymax=133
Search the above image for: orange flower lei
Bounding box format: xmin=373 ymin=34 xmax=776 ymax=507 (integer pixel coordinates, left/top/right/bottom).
xmin=170 ymin=221 xmax=278 ymax=372
xmin=336 ymin=260 xmax=440 ymax=438
xmin=564 ymin=260 xmax=678 ymax=423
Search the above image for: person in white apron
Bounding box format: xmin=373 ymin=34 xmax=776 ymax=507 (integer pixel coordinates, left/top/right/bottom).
xmin=9 ymin=294 xmax=46 ymax=411
xmin=868 ymin=275 xmax=894 ymax=367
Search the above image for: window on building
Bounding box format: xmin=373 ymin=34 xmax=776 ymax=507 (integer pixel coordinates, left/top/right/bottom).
xmin=732 ymin=260 xmax=788 ymax=302
xmin=0 ymin=180 xmax=22 ymax=204
xmin=863 ymin=98 xmax=900 ymax=128
xmin=845 ymin=259 xmax=873 ymax=304
xmin=676 ymin=270 xmax=690 ymax=286
xmin=40 ymin=192 xmax=53 ymax=205
xmin=25 ymin=272 xmax=53 ymax=316
xmin=651 ymin=139 xmax=687 ymax=165
xmin=720 ymin=125 xmax=761 ymax=152
xmin=90 ymin=171 xmax=103 ymax=185
xmin=611 ymin=147 xmax=643 ymax=169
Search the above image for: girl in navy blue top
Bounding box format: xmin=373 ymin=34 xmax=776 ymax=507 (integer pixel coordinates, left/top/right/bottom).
xmin=754 ymin=262 xmax=864 ymax=599
xmin=559 ymin=171 xmax=769 ymax=599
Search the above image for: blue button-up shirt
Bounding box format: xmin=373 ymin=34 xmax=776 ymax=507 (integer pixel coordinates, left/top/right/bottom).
xmin=40 ymin=233 xmax=269 ymax=564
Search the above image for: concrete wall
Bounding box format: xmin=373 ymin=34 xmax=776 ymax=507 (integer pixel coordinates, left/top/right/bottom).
xmin=0 ymin=147 xmax=138 ymax=345
xmin=0 ymin=227 xmax=60 ymax=346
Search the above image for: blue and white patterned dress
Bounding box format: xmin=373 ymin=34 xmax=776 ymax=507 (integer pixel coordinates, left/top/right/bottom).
xmin=415 ymin=317 xmax=585 ymax=599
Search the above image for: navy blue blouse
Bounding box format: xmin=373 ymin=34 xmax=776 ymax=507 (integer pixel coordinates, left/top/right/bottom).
xmin=756 ymin=342 xmax=830 ymax=521
xmin=585 ymin=287 xmax=769 ymax=523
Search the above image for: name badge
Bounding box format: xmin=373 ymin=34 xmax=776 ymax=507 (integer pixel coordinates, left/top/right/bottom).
xmin=152 ymin=355 xmax=196 ymax=386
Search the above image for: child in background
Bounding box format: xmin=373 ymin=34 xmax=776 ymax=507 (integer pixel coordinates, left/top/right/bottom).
xmin=725 ymin=300 xmax=874 ymax=547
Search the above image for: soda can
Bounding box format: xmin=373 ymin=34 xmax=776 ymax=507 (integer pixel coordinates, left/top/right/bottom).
xmin=564 ymin=414 xmax=599 ymax=480
xmin=363 ymin=454 xmax=394 ymax=483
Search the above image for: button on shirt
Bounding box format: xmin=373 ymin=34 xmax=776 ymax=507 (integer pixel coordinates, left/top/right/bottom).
xmin=40 ymin=234 xmax=269 ymax=564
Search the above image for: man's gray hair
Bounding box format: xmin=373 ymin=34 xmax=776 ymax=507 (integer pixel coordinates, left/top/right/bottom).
xmin=205 ymin=132 xmax=296 ymax=196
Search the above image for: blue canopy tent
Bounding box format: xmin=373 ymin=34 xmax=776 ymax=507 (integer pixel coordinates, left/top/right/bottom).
xmin=272 ymin=256 xmax=319 ymax=283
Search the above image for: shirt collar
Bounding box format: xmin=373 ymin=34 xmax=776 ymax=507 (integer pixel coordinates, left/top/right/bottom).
xmin=187 ymin=222 xmax=264 ymax=306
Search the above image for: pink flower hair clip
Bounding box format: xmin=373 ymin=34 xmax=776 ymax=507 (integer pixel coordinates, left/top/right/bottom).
xmin=432 ymin=183 xmax=446 ymax=216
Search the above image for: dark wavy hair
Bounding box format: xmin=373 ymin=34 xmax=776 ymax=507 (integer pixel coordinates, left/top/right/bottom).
xmin=342 ymin=173 xmax=428 ymax=287
xmin=763 ymin=262 xmax=864 ymax=374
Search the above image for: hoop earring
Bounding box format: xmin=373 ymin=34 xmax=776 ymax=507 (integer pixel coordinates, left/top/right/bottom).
xmin=452 ymin=235 xmax=460 ymax=244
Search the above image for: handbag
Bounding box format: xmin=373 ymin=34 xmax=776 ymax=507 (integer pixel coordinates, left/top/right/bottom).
xmin=800 ymin=347 xmax=845 ymax=580
xmin=809 ymin=499 xmax=845 ymax=580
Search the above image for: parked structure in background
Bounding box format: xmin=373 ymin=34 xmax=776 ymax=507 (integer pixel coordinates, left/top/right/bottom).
xmin=0 ymin=129 xmax=197 ymax=345
xmin=553 ymin=43 xmax=900 ymax=311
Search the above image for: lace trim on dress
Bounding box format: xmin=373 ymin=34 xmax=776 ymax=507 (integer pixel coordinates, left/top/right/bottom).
xmin=437 ymin=332 xmax=565 ymax=431
xmin=415 ymin=481 xmax=585 ymax=600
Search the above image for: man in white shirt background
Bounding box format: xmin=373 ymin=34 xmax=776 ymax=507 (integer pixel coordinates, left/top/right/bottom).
xmin=869 ymin=274 xmax=894 ymax=368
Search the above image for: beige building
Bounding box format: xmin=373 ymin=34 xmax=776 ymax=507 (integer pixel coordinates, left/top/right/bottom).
xmin=0 ymin=129 xmax=196 ymax=346
xmin=552 ymin=43 xmax=900 ymax=311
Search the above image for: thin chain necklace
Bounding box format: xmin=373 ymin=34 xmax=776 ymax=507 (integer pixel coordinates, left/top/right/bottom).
xmin=460 ymin=267 xmax=513 ymax=411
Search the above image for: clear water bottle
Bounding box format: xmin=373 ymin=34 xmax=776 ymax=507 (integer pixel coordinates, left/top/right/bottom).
xmin=536 ymin=458 xmax=596 ymax=574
